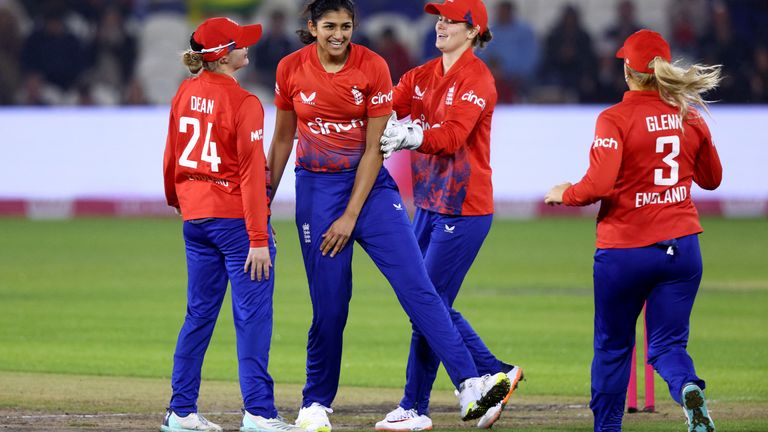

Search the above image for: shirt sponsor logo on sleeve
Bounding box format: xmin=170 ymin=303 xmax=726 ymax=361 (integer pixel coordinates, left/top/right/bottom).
xmin=592 ymin=136 xmax=618 ymax=150
xmin=413 ymin=85 xmax=426 ymax=100
xmin=371 ymin=90 xmax=393 ymax=105
xmin=460 ymin=90 xmax=486 ymax=109
xmin=351 ymin=87 xmax=364 ymax=105
xmin=275 ymin=83 xmax=280 ymax=95
xmin=250 ymin=129 xmax=263 ymax=141
xmin=300 ymin=91 xmax=317 ymax=105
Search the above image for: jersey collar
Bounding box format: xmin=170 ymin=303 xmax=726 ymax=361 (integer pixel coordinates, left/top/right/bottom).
xmin=434 ymin=47 xmax=477 ymax=79
xmin=622 ymin=90 xmax=660 ymax=102
xmin=199 ymin=70 xmax=239 ymax=85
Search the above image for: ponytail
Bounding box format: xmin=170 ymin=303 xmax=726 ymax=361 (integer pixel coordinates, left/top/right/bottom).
xmin=626 ymin=57 xmax=723 ymax=120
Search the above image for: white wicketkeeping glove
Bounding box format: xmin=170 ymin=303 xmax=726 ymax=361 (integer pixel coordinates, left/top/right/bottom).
xmin=380 ymin=119 xmax=423 ymax=159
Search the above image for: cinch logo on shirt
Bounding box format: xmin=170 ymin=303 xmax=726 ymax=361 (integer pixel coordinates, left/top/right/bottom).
xmin=460 ymin=90 xmax=486 ymax=109
xmin=307 ymin=117 xmax=365 ymax=135
xmin=592 ymin=136 xmax=618 ymax=150
xmin=351 ymin=87 xmax=364 ymax=105
xmin=413 ymin=114 xmax=441 ymax=131
xmin=250 ymin=129 xmax=263 ymax=142
xmin=413 ymin=85 xmax=426 ymax=100
xmin=371 ymin=90 xmax=393 ymax=105
xmin=300 ymin=91 xmax=317 ymax=105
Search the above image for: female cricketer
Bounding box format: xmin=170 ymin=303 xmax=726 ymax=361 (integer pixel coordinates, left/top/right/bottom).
xmin=162 ymin=17 xmax=302 ymax=432
xmin=545 ymin=29 xmax=722 ymax=432
xmin=266 ymin=1 xmax=511 ymax=431
xmin=376 ymin=0 xmax=523 ymax=430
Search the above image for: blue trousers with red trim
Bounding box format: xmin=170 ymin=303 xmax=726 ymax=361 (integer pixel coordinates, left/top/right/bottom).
xmin=295 ymin=167 xmax=479 ymax=408
xmin=170 ymin=218 xmax=278 ymax=418
xmin=399 ymin=208 xmax=505 ymax=415
xmin=590 ymin=234 xmax=706 ymax=431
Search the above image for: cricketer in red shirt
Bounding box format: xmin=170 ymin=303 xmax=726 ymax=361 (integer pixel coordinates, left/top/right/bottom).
xmin=273 ymin=43 xmax=393 ymax=172
xmin=163 ymin=70 xmax=270 ymax=247
xmin=562 ymin=92 xmax=722 ymax=248
xmin=392 ymin=47 xmax=497 ymax=215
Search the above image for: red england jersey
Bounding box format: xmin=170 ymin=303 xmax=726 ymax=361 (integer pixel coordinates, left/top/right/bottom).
xmin=392 ymin=48 xmax=497 ymax=215
xmin=563 ymin=91 xmax=722 ymax=248
xmin=274 ymin=43 xmax=393 ymax=172
xmin=163 ymin=70 xmax=271 ymax=247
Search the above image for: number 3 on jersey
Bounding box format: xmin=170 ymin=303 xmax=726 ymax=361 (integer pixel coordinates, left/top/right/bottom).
xmin=654 ymin=135 xmax=679 ymax=186
xmin=178 ymin=116 xmax=221 ymax=172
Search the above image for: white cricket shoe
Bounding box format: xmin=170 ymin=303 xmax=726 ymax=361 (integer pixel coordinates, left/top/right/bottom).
xmin=241 ymin=411 xmax=306 ymax=432
xmin=161 ymin=410 xmax=223 ymax=432
xmin=458 ymin=372 xmax=511 ymax=421
xmin=374 ymin=406 xmax=433 ymax=431
xmin=476 ymin=366 xmax=524 ymax=428
xmin=682 ymin=383 xmax=715 ymax=432
xmin=295 ymin=402 xmax=333 ymax=432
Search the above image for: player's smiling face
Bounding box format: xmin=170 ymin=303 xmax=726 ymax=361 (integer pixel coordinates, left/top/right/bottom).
xmin=435 ymin=15 xmax=474 ymax=53
xmin=310 ymin=9 xmax=354 ymax=60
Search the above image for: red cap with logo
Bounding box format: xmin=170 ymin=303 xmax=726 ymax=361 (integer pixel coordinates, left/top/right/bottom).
xmin=192 ymin=17 xmax=262 ymax=62
xmin=616 ymin=29 xmax=671 ymax=74
xmin=425 ymin=0 xmax=488 ymax=35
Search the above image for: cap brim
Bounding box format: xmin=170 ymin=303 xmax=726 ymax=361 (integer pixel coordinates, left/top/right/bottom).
xmin=236 ymin=23 xmax=262 ymax=48
xmin=424 ymin=3 xmax=442 ymax=15
xmin=615 ymin=46 xmax=625 ymax=58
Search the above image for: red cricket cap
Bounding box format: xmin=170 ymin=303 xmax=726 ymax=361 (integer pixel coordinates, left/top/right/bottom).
xmin=192 ymin=17 xmax=262 ymax=62
xmin=425 ymin=0 xmax=488 ymax=35
xmin=616 ymin=29 xmax=671 ymax=74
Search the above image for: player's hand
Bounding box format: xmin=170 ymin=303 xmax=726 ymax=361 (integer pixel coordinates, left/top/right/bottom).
xmin=380 ymin=121 xmax=423 ymax=158
xmin=244 ymin=246 xmax=272 ymax=281
xmin=320 ymin=212 xmax=356 ymax=258
xmin=544 ymin=182 xmax=572 ymax=205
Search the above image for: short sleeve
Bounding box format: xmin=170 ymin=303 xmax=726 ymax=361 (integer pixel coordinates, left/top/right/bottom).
xmin=274 ymin=57 xmax=294 ymax=111
xmin=365 ymin=54 xmax=393 ymax=118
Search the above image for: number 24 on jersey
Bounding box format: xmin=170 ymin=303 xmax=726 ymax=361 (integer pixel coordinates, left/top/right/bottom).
xmin=178 ymin=116 xmax=221 ymax=172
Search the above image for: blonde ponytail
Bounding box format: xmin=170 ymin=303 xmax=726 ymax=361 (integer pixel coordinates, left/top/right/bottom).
xmin=627 ymin=57 xmax=723 ymax=120
xmin=182 ymin=49 xmax=204 ymax=74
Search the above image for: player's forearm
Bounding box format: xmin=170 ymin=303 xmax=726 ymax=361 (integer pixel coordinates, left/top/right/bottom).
xmin=267 ymin=138 xmax=293 ymax=202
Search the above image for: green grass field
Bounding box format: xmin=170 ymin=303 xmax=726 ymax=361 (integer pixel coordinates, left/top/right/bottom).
xmin=0 ymin=217 xmax=766 ymax=431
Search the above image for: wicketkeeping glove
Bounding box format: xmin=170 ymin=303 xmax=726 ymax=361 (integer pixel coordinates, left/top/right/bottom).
xmin=380 ymin=119 xmax=423 ymax=159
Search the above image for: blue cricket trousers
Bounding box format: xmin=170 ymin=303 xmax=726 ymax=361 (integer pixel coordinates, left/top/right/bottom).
xmin=295 ymin=167 xmax=479 ymax=408
xmin=170 ymin=218 xmax=278 ymax=418
xmin=590 ymin=234 xmax=706 ymax=431
xmin=400 ymin=209 xmax=504 ymax=415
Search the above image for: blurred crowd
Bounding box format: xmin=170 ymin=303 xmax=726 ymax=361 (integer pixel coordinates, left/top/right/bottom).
xmin=0 ymin=0 xmax=766 ymax=106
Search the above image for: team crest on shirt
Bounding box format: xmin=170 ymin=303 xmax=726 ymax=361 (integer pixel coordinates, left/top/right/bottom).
xmin=351 ymin=87 xmax=364 ymax=105
xmin=445 ymin=84 xmax=456 ymax=105
xmin=300 ymin=91 xmax=317 ymax=105
xmin=413 ymin=85 xmax=426 ymax=100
